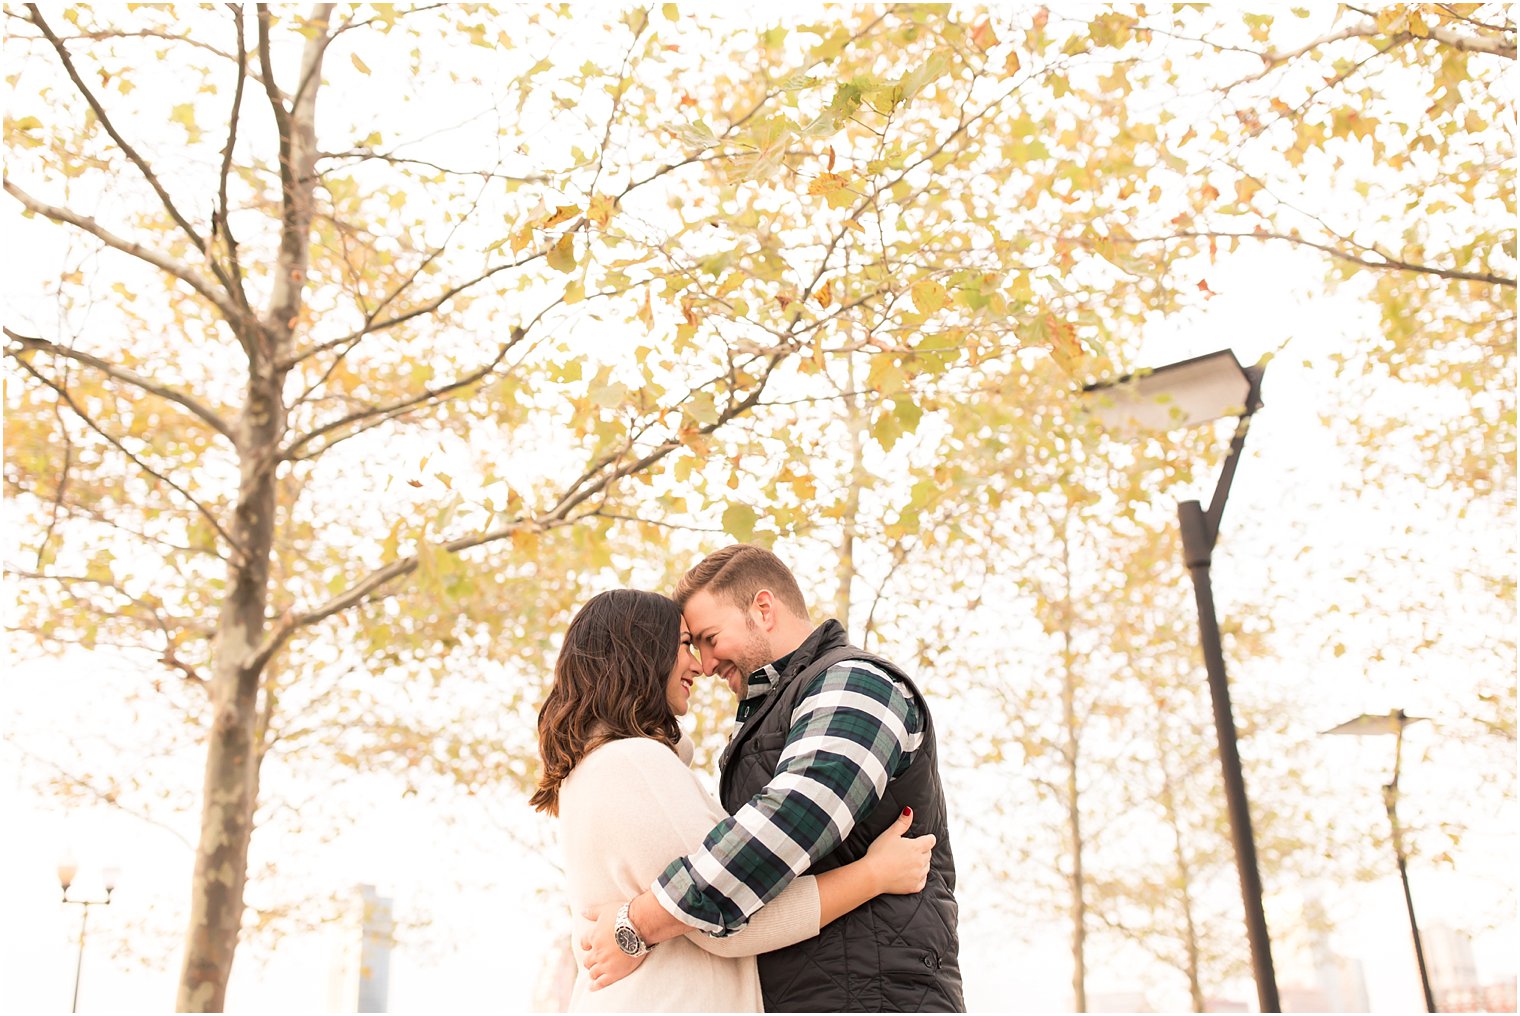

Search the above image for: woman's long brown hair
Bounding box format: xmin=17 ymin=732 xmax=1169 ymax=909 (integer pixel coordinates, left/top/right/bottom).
xmin=530 ymin=589 xmax=683 ymax=815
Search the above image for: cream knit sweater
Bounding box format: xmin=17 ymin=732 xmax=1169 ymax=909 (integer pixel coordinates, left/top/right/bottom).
xmin=559 ymin=735 xmax=822 ymax=1013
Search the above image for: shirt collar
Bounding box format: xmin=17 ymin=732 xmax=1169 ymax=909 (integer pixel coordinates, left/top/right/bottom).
xmin=734 ymin=648 xmax=796 ymax=723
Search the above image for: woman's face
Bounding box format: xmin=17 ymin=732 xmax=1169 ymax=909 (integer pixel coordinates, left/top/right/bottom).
xmin=665 ymin=621 xmax=701 ymax=716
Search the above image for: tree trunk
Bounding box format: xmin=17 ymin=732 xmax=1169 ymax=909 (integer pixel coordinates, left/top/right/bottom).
xmin=1060 ymin=523 xmax=1088 ymax=1013
xmin=835 ymin=373 xmax=866 ymax=627
xmin=1161 ymin=760 xmax=1206 ymax=1012
xmin=175 ymin=433 xmax=277 ymax=1009
xmin=176 ymin=6 xmax=328 ymax=1008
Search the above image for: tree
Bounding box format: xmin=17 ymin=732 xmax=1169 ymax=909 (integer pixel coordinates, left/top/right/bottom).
xmin=6 ymin=4 xmax=1183 ymax=1004
xmin=7 ymin=4 xmax=1511 ymax=1009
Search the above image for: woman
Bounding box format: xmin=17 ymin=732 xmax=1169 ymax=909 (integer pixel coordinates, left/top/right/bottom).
xmin=532 ymin=589 xmax=934 ymax=1013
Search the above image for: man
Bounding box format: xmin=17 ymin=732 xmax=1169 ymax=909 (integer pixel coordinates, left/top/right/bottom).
xmin=581 ymin=544 xmax=963 ymax=1012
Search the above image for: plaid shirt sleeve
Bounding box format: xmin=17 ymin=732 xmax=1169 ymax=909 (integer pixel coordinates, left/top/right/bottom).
xmin=651 ymin=660 xmax=923 ymax=936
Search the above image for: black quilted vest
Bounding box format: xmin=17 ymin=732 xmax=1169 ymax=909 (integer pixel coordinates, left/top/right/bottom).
xmin=718 ymin=621 xmax=964 ymax=1013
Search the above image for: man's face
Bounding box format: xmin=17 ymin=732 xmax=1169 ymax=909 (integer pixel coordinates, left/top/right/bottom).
xmin=682 ymin=588 xmax=774 ymax=699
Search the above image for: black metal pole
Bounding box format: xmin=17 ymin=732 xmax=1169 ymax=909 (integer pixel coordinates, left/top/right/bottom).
xmin=1387 ymin=789 xmax=1437 ymax=1012
xmin=1386 ymin=713 xmax=1437 ymax=1012
xmin=71 ymin=902 xmax=89 ymax=1014
xmin=1179 ymin=499 xmax=1280 ymax=1013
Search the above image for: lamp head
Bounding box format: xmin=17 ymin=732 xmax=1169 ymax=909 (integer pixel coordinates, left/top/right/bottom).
xmin=1081 ymin=349 xmax=1261 ymax=437
xmin=1323 ymin=710 xmax=1430 ymax=737
xmin=57 ymin=856 xmax=78 ymax=895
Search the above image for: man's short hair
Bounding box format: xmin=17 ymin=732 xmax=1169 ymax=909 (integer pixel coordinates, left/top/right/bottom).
xmin=674 ymin=544 xmax=809 ymax=617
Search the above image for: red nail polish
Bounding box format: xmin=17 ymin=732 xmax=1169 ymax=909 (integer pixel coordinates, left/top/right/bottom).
xmin=902 ymin=807 xmax=912 ymax=818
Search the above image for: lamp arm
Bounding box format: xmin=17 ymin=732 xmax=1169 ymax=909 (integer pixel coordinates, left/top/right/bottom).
xmin=1201 ymin=363 xmax=1267 ymax=545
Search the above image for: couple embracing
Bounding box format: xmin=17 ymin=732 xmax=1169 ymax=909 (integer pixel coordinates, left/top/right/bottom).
xmin=532 ymin=544 xmax=964 ymax=1013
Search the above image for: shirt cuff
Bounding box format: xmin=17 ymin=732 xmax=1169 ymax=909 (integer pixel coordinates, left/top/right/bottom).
xmin=652 ymin=861 xmax=732 ymax=937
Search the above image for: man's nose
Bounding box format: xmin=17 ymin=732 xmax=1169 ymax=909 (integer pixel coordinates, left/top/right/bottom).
xmin=699 ymin=646 xmax=719 ymax=676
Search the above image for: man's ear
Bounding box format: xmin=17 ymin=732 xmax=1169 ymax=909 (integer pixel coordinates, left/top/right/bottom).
xmin=751 ymin=589 xmax=776 ymax=630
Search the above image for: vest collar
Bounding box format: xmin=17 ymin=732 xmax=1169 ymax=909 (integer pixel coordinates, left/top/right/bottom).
xmin=771 ymin=619 xmax=849 ymax=690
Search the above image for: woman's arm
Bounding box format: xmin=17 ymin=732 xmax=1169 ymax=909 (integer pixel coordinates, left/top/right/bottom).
xmin=566 ymin=739 xmax=822 ymax=959
xmin=566 ymin=741 xmax=930 ymax=965
xmin=679 ymin=807 xmax=933 ymax=958
xmin=818 ymin=807 xmax=932 ymax=924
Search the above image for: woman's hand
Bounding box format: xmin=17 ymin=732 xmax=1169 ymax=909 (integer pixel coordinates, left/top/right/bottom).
xmin=579 ymin=903 xmax=646 ymax=991
xmin=864 ymin=807 xmax=936 ymax=895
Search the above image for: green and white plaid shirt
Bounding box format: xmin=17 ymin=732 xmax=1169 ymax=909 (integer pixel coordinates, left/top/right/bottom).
xmin=652 ymin=650 xmax=924 ymax=936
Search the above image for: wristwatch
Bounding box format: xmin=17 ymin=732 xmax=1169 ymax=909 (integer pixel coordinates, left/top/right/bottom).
xmin=614 ymin=902 xmax=649 ymax=958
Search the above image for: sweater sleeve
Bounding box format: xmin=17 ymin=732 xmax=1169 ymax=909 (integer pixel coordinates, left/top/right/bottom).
xmin=562 ymin=738 xmax=821 ymax=955
xmin=679 ymin=873 xmax=820 ymax=957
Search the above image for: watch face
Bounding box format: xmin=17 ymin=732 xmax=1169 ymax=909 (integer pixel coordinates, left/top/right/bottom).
xmin=615 ymin=925 xmax=642 ymax=955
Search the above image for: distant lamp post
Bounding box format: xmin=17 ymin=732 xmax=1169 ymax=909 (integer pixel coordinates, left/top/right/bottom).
xmin=1325 ymin=709 xmax=1436 ymax=1013
xmin=59 ymin=857 xmax=117 ymax=1014
xmin=1082 ymin=349 xmax=1279 ymax=1012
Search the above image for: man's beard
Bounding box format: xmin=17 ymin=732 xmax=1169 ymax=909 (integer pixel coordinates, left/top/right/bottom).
xmin=729 ymin=616 xmax=774 ymax=686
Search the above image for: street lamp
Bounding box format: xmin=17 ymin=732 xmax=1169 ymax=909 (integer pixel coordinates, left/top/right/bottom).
xmin=1325 ymin=709 xmax=1436 ymax=1012
xmin=59 ymin=857 xmax=117 ymax=1013
xmin=1081 ymin=349 xmax=1279 ymax=1012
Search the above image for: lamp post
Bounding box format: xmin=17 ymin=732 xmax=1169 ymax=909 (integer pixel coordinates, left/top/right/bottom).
xmin=1081 ymin=349 xmax=1279 ymax=1012
xmin=58 ymin=857 xmax=117 ymax=1013
xmin=1325 ymin=709 xmax=1436 ymax=1012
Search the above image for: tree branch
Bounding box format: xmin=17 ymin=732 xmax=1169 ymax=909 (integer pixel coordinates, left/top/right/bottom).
xmin=1231 ymin=15 xmax=1513 ymax=86
xmin=319 ymin=148 xmax=549 ymax=183
xmin=7 ymin=744 xmax=196 ymax=852
xmin=1120 ymin=229 xmax=1515 ymax=288
xmin=37 ymin=361 xmax=76 ymax=571
xmin=26 ymin=5 xmax=231 ymax=282
xmin=1425 ymin=17 xmax=1514 ymax=58
xmin=280 ymin=323 xmax=532 ymax=460
xmin=6 ymin=180 xmax=244 ymax=321
xmin=5 ymin=480 xmax=225 ymax=559
xmin=5 ymin=186 xmax=244 ymax=333
xmin=248 ymin=348 xmax=793 ymax=673
xmin=12 ymin=357 xmax=244 ymax=554
xmin=216 ymin=3 xmax=253 ymax=313
xmin=280 ymin=246 xmax=551 ymax=366
xmin=7 ymin=328 xmax=237 ymax=442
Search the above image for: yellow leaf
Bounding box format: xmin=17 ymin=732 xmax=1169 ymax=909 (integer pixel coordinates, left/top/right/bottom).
xmin=814 ymin=283 xmax=834 ymax=310
xmin=542 ymin=204 xmax=580 ymax=229
xmin=912 ymin=279 xmax=948 ymax=315
xmin=1045 ymin=313 xmax=1085 ymax=378
xmin=351 ymin=53 xmax=371 ymax=75
xmin=1005 ymin=50 xmax=1022 ymax=76
xmin=722 ymin=504 xmax=758 ymax=541
xmin=547 ymin=233 xmax=576 ymax=273
xmin=807 ymin=172 xmax=849 ymax=197
xmin=587 ymin=193 xmax=615 ymax=227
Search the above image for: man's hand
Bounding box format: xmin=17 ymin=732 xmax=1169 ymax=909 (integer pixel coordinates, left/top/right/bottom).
xmin=579 ymin=902 xmax=646 ymax=991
